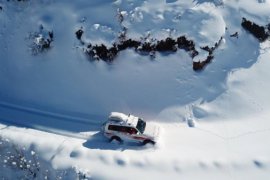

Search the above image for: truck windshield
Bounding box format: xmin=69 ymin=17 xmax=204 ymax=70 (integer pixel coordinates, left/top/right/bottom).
xmin=136 ymin=118 xmax=146 ymax=134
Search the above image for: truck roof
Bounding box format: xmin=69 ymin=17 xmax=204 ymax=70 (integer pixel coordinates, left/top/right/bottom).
xmin=108 ymin=112 xmax=138 ymax=127
xmin=109 ymin=112 xmax=128 ymax=121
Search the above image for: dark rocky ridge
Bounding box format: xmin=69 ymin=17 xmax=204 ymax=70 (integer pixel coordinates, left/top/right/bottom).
xmin=73 ymin=17 xmax=270 ymax=72
xmin=75 ymin=28 xmax=225 ymax=71
xmin=241 ymin=18 xmax=270 ymax=42
xmin=193 ymin=37 xmax=223 ymax=71
xmin=76 ymin=29 xmax=201 ymax=62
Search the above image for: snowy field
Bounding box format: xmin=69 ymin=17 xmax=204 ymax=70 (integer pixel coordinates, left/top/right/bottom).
xmin=1 ymin=0 xmax=270 ymax=179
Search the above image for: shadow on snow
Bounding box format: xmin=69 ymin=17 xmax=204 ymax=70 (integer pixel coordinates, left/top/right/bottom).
xmin=83 ymin=132 xmax=153 ymax=151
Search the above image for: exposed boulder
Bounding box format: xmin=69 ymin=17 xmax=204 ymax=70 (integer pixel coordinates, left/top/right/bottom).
xmin=194 ymin=37 xmax=223 ymax=71
xmin=75 ymin=28 xmax=84 ymax=40
xmin=156 ymin=38 xmax=177 ymax=52
xmin=241 ymin=18 xmax=269 ymax=42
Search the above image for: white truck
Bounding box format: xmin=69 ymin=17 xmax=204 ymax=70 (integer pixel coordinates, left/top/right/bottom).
xmin=101 ymin=112 xmax=160 ymax=145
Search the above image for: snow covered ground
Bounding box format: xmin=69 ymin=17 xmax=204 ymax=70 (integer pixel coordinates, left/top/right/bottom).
xmin=1 ymin=0 xmax=270 ymax=179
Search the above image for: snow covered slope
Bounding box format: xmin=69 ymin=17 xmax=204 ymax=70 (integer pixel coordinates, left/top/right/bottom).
xmin=1 ymin=0 xmax=270 ymax=179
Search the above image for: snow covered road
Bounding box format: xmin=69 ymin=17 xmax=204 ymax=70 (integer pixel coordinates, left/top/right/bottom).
xmin=0 ymin=101 xmax=103 ymax=140
xmin=1 ymin=116 xmax=270 ymax=180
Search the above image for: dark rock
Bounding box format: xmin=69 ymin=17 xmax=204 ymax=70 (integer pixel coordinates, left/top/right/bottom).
xmin=86 ymin=48 xmax=94 ymax=57
xmin=177 ymin=36 xmax=195 ymax=51
xmin=230 ymin=32 xmax=239 ymax=38
xmin=30 ymin=25 xmax=54 ymax=55
xmin=193 ymin=55 xmax=213 ymax=71
xmin=139 ymin=42 xmax=155 ymax=53
xmin=200 ymin=46 xmax=212 ymax=52
xmin=267 ymin=24 xmax=270 ymax=31
xmin=191 ymin=50 xmax=199 ymax=58
xmin=176 ymin=36 xmax=199 ymax=58
xmin=201 ymin=37 xmax=223 ymax=55
xmin=117 ymin=39 xmax=140 ymax=50
xmin=75 ymin=29 xmax=84 ymax=40
xmin=193 ymin=61 xmax=202 ymax=71
xmin=84 ymin=35 xmax=199 ymax=62
xmin=177 ymin=36 xmax=188 ymax=49
xmin=241 ymin=18 xmax=269 ymax=42
xmin=87 ymin=43 xmax=92 ymax=49
xmin=86 ymin=43 xmax=118 ymax=61
xmin=107 ymin=45 xmax=118 ymax=60
xmin=195 ymin=37 xmax=223 ymax=71
xmin=82 ymin=35 xmax=223 ymax=71
xmin=48 ymin=31 xmax=54 ymax=40
xmin=92 ymin=44 xmax=109 ymax=60
xmin=74 ymin=26 xmax=228 ymax=71
xmin=156 ymin=38 xmax=177 ymax=52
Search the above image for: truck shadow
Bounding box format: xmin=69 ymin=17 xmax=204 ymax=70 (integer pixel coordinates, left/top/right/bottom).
xmin=83 ymin=132 xmax=153 ymax=151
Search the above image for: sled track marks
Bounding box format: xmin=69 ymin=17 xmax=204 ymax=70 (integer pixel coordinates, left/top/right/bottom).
xmin=196 ymin=127 xmax=270 ymax=141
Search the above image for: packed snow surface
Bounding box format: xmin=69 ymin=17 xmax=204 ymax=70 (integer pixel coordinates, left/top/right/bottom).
xmin=1 ymin=0 xmax=270 ymax=179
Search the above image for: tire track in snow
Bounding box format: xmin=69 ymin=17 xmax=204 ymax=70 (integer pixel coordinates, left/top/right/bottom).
xmin=0 ymin=101 xmax=102 ymax=139
xmin=50 ymin=139 xmax=68 ymax=162
xmin=0 ymin=101 xmax=97 ymax=125
xmin=0 ymin=125 xmax=8 ymax=131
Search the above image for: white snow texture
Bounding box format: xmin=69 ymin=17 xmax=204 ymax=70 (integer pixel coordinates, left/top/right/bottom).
xmin=1 ymin=0 xmax=270 ymax=179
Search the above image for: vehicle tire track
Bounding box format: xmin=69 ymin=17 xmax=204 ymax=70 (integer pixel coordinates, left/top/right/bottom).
xmin=0 ymin=101 xmax=102 ymax=140
xmin=0 ymin=101 xmax=97 ymax=125
xmin=50 ymin=139 xmax=68 ymax=162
